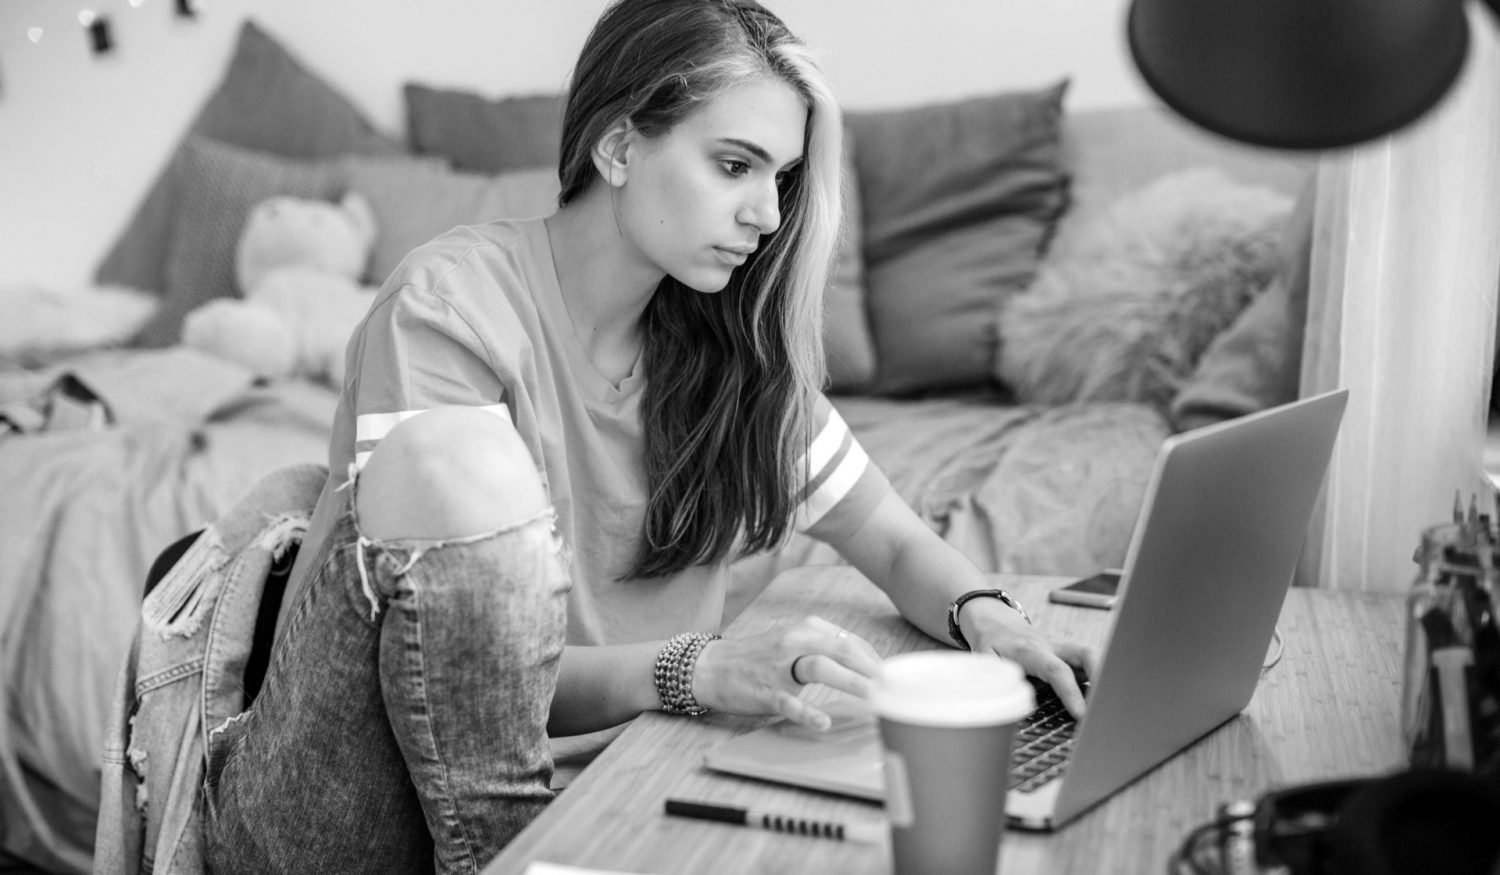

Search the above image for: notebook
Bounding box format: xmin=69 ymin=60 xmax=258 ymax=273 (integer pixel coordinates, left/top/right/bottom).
xmin=704 ymin=389 xmax=1349 ymax=830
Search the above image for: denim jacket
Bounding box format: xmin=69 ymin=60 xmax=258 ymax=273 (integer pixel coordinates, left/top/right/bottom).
xmin=93 ymin=464 xmax=326 ymax=875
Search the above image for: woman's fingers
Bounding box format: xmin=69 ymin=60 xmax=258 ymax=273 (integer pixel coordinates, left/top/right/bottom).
xmin=1034 ymin=653 xmax=1088 ymax=719
xmin=690 ymin=617 xmax=885 ymax=723
xmin=789 ymin=621 xmax=882 ymax=693
xmin=774 ymin=689 xmax=832 ymax=731
xmin=1055 ymin=640 xmax=1098 ymax=682
xmin=787 ymin=652 xmax=875 ymax=699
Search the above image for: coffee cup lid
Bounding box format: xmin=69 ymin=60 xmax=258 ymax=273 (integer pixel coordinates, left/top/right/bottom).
xmin=869 ymin=651 xmax=1035 ymax=727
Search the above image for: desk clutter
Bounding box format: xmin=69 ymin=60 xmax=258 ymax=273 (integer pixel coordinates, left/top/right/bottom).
xmin=1403 ymin=497 xmax=1500 ymax=774
xmin=1170 ymin=497 xmax=1500 ymax=875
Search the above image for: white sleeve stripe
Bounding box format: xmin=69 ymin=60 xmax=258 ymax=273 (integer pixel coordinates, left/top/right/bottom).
xmin=798 ymin=440 xmax=868 ymax=529
xmin=355 ymin=404 xmax=511 ymax=442
xmin=799 ymin=427 xmax=851 ymax=503
xmin=802 ymin=408 xmax=850 ymax=480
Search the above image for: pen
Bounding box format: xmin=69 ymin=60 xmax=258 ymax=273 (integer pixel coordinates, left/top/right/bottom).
xmin=663 ymin=798 xmax=882 ymax=843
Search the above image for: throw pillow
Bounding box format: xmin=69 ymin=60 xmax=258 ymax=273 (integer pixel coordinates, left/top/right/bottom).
xmin=341 ymin=155 xmax=562 ymax=285
xmin=404 ymin=84 xmax=565 ymax=173
xmin=847 ymin=81 xmax=1072 ymax=396
xmin=94 ymin=20 xmax=399 ymax=295
xmin=138 ymin=138 xmax=345 ymax=348
xmin=994 ymin=167 xmax=1294 ymax=410
xmin=1169 ymin=174 xmax=1316 ymax=431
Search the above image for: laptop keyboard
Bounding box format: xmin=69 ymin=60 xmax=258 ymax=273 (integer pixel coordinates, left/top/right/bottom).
xmin=1009 ymin=681 xmax=1084 ymax=793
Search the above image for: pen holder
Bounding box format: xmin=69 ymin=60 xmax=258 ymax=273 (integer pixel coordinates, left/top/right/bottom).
xmin=1401 ymin=517 xmax=1500 ymax=774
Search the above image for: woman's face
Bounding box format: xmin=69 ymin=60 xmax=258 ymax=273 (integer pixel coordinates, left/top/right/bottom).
xmin=617 ymin=75 xmax=808 ymax=293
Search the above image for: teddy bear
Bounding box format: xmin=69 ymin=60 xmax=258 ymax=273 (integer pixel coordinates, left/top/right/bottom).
xmin=181 ymin=190 xmax=380 ymax=387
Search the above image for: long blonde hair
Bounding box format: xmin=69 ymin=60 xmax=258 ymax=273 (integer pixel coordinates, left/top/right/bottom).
xmin=557 ymin=0 xmax=842 ymax=578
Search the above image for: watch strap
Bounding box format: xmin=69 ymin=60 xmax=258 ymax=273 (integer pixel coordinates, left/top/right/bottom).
xmin=947 ymin=588 xmax=1032 ymax=650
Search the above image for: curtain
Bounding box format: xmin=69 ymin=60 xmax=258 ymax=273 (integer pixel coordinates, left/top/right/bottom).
xmin=1300 ymin=5 xmax=1500 ymax=592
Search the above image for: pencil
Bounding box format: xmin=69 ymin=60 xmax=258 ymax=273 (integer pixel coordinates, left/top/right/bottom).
xmin=663 ymin=798 xmax=883 ymax=843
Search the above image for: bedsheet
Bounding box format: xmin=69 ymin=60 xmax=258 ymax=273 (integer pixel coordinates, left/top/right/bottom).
xmin=0 ymin=348 xmax=336 ymax=873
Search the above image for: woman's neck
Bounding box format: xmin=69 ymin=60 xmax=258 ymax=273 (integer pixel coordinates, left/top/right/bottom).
xmin=544 ymin=189 xmax=661 ymax=377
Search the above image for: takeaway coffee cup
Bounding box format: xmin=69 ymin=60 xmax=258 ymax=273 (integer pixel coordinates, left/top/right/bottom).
xmin=871 ymin=651 xmax=1035 ymax=875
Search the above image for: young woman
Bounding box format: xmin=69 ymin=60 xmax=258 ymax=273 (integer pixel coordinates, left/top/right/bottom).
xmin=203 ymin=1 xmax=1093 ymax=872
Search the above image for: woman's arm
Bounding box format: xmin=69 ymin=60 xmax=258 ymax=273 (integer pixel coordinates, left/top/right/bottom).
xmin=823 ymin=487 xmax=1097 ymax=717
xmin=548 ymin=642 xmax=662 ymax=737
xmin=549 ymin=617 xmax=884 ymax=736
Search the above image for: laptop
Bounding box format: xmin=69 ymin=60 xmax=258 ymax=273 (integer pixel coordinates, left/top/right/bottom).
xmin=704 ymin=389 xmax=1349 ymax=830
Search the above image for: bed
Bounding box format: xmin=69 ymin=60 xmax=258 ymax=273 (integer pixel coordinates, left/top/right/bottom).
xmin=0 ymin=19 xmax=1313 ymax=873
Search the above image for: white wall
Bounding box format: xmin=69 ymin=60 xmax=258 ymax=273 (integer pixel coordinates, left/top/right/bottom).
xmin=0 ymin=0 xmax=1148 ymax=289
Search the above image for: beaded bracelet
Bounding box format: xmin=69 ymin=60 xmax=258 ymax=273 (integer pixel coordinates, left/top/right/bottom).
xmin=654 ymin=631 xmax=721 ymax=716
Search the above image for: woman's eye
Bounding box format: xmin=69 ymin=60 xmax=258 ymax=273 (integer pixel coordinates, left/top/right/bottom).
xmin=720 ymin=159 xmax=751 ymax=177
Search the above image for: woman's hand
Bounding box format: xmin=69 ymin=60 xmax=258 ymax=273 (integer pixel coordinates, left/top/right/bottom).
xmin=691 ymin=616 xmax=883 ymax=730
xmin=959 ymin=598 xmax=1097 ymax=719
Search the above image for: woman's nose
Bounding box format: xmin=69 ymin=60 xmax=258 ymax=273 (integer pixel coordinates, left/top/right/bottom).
xmin=738 ymin=179 xmax=782 ymax=236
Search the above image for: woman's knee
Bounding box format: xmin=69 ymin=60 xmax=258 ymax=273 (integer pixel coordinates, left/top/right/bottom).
xmin=356 ymin=407 xmax=547 ymax=540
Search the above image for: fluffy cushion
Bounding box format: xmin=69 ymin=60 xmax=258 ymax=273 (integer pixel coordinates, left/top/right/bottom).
xmin=404 ymin=84 xmax=564 ymax=173
xmin=137 ymin=138 xmax=345 ymax=348
xmin=995 ymin=167 xmax=1294 ymax=409
xmin=847 ymin=81 xmax=1072 ymax=396
xmin=1169 ymin=174 xmax=1316 ymax=431
xmin=94 ymin=20 xmax=399 ymax=295
xmin=341 ymin=155 xmax=561 ymax=285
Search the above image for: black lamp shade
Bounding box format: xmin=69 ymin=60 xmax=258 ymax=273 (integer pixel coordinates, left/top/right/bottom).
xmin=1128 ymin=0 xmax=1471 ymax=149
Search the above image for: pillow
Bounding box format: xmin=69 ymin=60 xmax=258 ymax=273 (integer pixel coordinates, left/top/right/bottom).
xmin=847 ymin=81 xmax=1072 ymax=396
xmin=1169 ymin=173 xmax=1316 ymax=431
xmin=94 ymin=20 xmax=399 ymax=295
xmin=0 ymin=284 xmax=158 ymax=369
xmin=824 ymin=139 xmax=877 ymax=393
xmin=404 ymin=84 xmax=565 ymax=173
xmin=136 ymin=138 xmax=346 ymax=348
xmin=995 ymin=167 xmax=1294 ymax=410
xmin=342 ymin=155 xmax=562 ymax=285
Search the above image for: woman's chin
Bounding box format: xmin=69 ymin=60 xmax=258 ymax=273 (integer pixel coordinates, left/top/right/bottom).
xmin=673 ymin=269 xmax=733 ymax=294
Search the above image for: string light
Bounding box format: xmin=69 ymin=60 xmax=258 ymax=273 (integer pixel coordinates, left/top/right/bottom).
xmin=9 ymin=0 xmax=200 ymax=62
xmin=77 ymin=10 xmax=115 ymax=55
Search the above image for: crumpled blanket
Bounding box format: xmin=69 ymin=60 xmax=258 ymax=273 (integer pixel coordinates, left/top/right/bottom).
xmin=0 ymin=347 xmax=337 ymax=873
xmin=721 ymin=393 xmax=1170 ymax=623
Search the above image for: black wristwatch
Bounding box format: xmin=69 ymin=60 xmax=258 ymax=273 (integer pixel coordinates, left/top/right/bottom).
xmin=947 ymin=589 xmax=1032 ymax=651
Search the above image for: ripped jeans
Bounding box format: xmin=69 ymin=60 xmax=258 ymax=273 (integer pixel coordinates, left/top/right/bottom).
xmin=202 ymin=473 xmax=570 ymax=875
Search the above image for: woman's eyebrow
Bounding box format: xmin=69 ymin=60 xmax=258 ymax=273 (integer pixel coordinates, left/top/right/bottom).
xmin=717 ymin=137 xmax=803 ymax=171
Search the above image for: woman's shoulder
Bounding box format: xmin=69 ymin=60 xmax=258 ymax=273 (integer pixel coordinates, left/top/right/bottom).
xmin=392 ymin=219 xmax=537 ymax=290
xmin=373 ymin=219 xmax=549 ymax=324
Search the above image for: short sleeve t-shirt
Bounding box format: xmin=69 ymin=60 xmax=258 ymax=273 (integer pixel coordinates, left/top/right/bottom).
xmin=323 ymin=218 xmax=888 ymax=645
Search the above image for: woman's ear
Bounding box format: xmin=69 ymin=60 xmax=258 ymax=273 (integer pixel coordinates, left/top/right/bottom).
xmin=591 ymin=118 xmax=634 ymax=188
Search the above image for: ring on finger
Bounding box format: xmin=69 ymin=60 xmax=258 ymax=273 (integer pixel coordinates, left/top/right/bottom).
xmin=790 ymin=654 xmax=812 ymax=685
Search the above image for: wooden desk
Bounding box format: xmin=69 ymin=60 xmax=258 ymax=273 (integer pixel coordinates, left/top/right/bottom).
xmin=484 ymin=566 xmax=1406 ymax=875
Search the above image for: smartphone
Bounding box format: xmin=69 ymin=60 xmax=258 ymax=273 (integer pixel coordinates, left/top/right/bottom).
xmin=1047 ymin=569 xmax=1122 ymax=610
